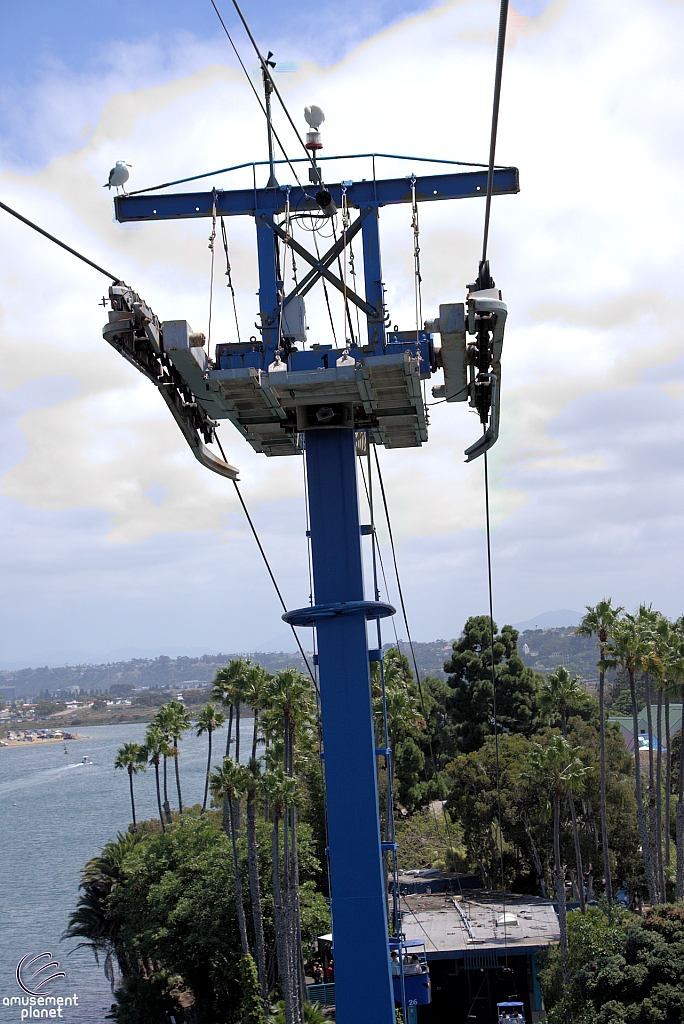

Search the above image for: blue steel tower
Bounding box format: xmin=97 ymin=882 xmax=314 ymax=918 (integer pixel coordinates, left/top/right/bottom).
xmin=102 ymin=114 xmax=516 ymax=1022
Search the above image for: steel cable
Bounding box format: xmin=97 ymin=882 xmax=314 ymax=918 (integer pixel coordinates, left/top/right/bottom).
xmin=0 ymin=199 xmax=120 ymax=282
xmin=482 ymin=0 xmax=510 ymax=263
xmin=209 ymin=0 xmax=304 ymax=187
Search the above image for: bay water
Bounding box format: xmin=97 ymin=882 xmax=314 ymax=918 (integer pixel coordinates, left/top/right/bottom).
xmin=0 ymin=719 xmax=255 ymax=1024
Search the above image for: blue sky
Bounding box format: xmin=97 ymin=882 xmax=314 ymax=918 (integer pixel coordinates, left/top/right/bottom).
xmin=0 ymin=0 xmax=553 ymax=87
xmin=2 ymin=0 xmax=683 ymax=667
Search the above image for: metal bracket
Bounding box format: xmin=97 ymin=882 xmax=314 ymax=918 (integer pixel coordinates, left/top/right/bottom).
xmin=282 ymin=600 xmax=395 ymax=627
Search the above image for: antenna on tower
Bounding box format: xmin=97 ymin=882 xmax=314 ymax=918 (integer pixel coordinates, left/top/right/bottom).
xmin=262 ymin=51 xmax=278 ymax=188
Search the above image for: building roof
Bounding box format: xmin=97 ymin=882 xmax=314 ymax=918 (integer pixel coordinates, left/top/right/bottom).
xmin=609 ymin=705 xmax=682 ymax=731
xmin=399 ymin=889 xmax=560 ymax=960
xmin=396 ymin=868 xmax=480 ymax=895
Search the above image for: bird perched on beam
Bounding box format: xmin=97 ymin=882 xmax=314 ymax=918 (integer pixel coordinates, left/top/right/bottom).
xmin=103 ymin=161 xmax=132 ymax=194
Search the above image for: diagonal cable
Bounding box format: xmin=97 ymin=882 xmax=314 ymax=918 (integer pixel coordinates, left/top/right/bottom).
xmin=483 ymin=449 xmax=508 ymax=958
xmin=214 ymin=434 xmax=317 ymax=688
xmin=0 ymin=200 xmax=120 ymax=282
xmin=481 ymin=0 xmax=510 ymax=263
xmin=227 ymin=0 xmax=319 ymax=177
xmin=208 ymin=0 xmax=303 ymax=186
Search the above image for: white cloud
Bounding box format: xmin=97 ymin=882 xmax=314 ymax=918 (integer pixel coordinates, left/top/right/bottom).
xmin=2 ymin=0 xmax=684 ymax=659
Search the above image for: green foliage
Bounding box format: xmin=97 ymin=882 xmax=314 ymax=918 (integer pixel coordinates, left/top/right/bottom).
xmin=113 ymin=972 xmax=185 ymax=1024
xmin=609 ymin=678 xmax=645 ymax=716
xmin=445 ymin=724 xmax=639 ymax=896
xmin=539 ymin=665 xmax=598 ymax=732
xmin=370 ymin=649 xmax=438 ymax=812
xmin=444 ymin=616 xmax=542 ymax=754
xmin=446 ymin=733 xmax=541 ymax=889
xmin=394 ymin=805 xmax=470 ymax=873
xmin=394 ymin=736 xmax=428 ymax=810
xmin=66 ymin=812 xmax=328 ymax=1024
xmin=268 ymin=1001 xmax=327 ymax=1024
xmin=541 ymin=903 xmax=684 ymax=1024
xmin=295 ymin=740 xmax=327 ymax=892
xmin=237 ymin=955 xmax=266 ymax=1024
xmin=568 ymin=717 xmax=644 ymax=897
xmin=114 ymin=741 xmax=147 ymax=775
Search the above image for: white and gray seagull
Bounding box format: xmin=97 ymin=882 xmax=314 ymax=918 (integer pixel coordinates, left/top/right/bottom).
xmin=103 ymin=160 xmax=132 ymax=194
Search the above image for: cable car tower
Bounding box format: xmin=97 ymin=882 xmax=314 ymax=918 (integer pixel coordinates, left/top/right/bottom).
xmin=101 ymin=65 xmax=517 ymax=1024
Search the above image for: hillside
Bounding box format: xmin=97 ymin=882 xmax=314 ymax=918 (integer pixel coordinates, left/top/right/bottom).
xmin=516 ymin=626 xmax=602 ymax=680
xmin=0 ymin=641 xmax=457 ymax=698
xmin=0 ymin=628 xmax=609 ymax=701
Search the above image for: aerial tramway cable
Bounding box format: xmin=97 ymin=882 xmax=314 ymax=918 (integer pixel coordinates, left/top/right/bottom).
xmin=367 ymin=451 xmax=467 ymax=871
xmin=373 ymin=447 xmax=435 ymax=757
xmin=481 ymin=0 xmax=511 ymax=265
xmin=478 ymin=0 xmax=511 ymax=961
xmin=214 ymin=433 xmax=318 ymax=689
xmin=0 ymin=199 xmax=121 ymax=282
xmin=226 ymin=0 xmax=321 ymax=180
xmin=208 ymin=0 xmax=305 ymax=187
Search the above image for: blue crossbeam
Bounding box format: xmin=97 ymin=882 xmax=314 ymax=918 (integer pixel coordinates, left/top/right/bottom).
xmin=113 ymin=167 xmax=519 ymax=222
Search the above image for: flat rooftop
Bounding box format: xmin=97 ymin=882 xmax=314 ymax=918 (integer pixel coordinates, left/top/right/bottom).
xmin=399 ymin=889 xmax=560 ymax=959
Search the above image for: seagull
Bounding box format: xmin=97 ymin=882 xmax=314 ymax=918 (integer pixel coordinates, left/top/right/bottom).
xmin=103 ymin=160 xmax=132 ymax=194
xmin=304 ymin=105 xmax=325 ymax=130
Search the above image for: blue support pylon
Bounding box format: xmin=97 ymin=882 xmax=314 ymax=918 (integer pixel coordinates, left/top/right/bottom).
xmin=110 ymin=153 xmax=518 ymax=1021
xmin=287 ymin=427 xmax=396 ymax=1024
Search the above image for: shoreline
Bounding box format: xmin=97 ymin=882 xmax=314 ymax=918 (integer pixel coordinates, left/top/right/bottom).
xmin=0 ymin=734 xmax=84 ymax=749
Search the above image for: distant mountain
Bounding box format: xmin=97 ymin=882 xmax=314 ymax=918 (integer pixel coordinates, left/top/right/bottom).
xmin=512 ymin=609 xmax=583 ymax=632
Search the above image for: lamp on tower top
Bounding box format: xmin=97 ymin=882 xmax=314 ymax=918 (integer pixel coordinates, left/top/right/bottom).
xmin=304 ymin=105 xmax=325 ymax=151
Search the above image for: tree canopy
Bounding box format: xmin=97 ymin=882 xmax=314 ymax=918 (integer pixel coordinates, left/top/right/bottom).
xmin=444 ymin=616 xmax=542 ymax=753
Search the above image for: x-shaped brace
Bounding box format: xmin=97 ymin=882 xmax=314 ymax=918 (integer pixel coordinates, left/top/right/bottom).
xmin=258 ymin=208 xmax=378 ymax=324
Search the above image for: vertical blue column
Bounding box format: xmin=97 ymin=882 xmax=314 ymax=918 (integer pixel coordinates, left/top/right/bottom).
xmin=255 ymin=211 xmax=280 ymax=362
xmin=305 ymin=428 xmax=395 ymax=1024
xmin=361 ymin=204 xmax=386 ymax=353
xmin=531 ymin=951 xmax=542 ymax=1016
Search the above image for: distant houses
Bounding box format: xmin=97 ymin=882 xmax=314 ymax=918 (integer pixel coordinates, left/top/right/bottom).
xmin=608 ymin=705 xmax=682 ymax=753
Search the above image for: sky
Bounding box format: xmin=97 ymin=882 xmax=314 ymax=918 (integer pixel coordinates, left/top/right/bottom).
xmin=1 ymin=0 xmax=683 ymax=668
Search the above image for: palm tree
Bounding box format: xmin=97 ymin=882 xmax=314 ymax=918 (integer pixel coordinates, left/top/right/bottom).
xmin=524 ymin=737 xmax=591 ymax=961
xmin=209 ymin=757 xmax=250 ymax=955
xmin=164 ymin=700 xmax=191 ymax=814
xmin=263 ymin=669 xmax=314 ymax=1015
xmin=195 ymin=703 xmax=226 ymax=812
xmin=663 ymin=617 xmax=684 ymax=897
xmin=143 ymin=725 xmax=170 ymax=833
xmin=605 ymin=613 xmax=659 ymax=902
xmin=650 ymin=613 xmax=684 ymax=901
xmin=153 ymin=703 xmax=176 ymax=823
xmin=638 ymin=604 xmax=665 ymax=901
xmin=244 ymin=758 xmax=268 ymax=1005
xmin=263 ymin=769 xmax=300 ymax=1024
xmin=213 ymin=658 xmax=252 ymax=762
xmin=63 ymin=831 xmax=141 ymax=982
xmin=263 ymin=669 xmax=314 ymax=777
xmin=372 ymin=671 xmax=422 ymax=754
xmin=576 ymin=598 xmax=623 ymax=906
xmin=539 ymin=666 xmax=588 ymax=912
xmin=243 ymin=664 xmax=270 ymax=761
xmin=113 ymin=742 xmax=147 ymax=828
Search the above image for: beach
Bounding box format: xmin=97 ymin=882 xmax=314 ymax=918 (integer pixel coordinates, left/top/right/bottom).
xmin=0 ymin=734 xmax=83 ymax=748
